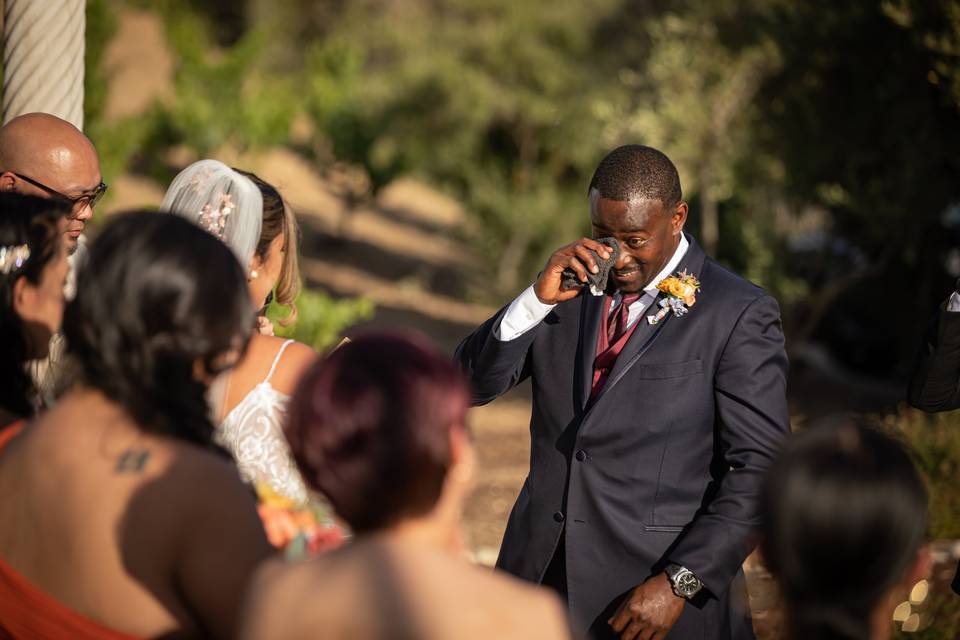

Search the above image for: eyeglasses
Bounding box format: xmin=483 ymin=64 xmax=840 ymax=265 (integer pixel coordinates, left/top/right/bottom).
xmin=12 ymin=172 xmax=108 ymax=211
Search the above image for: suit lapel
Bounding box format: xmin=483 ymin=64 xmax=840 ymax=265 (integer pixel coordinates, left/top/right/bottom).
xmin=576 ymin=292 xmax=605 ymax=410
xmin=590 ymin=233 xmax=707 ymax=406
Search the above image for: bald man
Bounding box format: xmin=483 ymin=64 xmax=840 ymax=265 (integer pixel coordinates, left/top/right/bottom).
xmin=0 ymin=113 xmax=104 ymax=405
xmin=0 ymin=112 xmax=105 ymax=255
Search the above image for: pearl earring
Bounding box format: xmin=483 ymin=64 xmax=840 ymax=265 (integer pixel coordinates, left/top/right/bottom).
xmin=250 ymin=270 xmax=258 ymax=279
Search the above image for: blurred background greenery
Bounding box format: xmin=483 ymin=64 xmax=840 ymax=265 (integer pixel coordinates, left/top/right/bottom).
xmin=66 ymin=0 xmax=960 ymax=633
xmin=84 ymin=0 xmax=960 ymax=371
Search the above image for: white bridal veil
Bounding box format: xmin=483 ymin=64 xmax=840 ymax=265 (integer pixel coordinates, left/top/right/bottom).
xmin=160 ymin=159 xmax=264 ymax=270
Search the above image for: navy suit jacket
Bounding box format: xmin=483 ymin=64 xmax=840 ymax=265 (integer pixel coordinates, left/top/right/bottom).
xmin=455 ymin=235 xmax=790 ymax=639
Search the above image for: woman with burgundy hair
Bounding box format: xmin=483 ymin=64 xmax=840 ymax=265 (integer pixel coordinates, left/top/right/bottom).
xmin=240 ymin=332 xmax=571 ymax=640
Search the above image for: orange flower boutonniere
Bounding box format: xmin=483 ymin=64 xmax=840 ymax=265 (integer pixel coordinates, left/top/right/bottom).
xmin=648 ymin=270 xmax=701 ymax=325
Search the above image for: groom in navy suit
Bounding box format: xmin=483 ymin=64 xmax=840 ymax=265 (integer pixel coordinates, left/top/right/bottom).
xmin=456 ymin=145 xmax=790 ymax=639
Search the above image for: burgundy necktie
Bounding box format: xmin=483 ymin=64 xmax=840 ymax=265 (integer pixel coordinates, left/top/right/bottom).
xmin=608 ymin=293 xmax=642 ymax=342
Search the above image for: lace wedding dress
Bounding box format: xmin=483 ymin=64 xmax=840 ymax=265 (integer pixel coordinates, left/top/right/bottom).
xmin=214 ymin=340 xmax=309 ymax=504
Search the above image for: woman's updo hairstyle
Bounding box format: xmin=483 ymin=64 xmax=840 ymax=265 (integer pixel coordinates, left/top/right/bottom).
xmin=64 ymin=211 xmax=253 ymax=447
xmin=286 ymin=332 xmax=470 ymax=532
xmin=761 ymin=423 xmax=928 ymax=640
xmin=0 ymin=192 xmax=69 ymax=417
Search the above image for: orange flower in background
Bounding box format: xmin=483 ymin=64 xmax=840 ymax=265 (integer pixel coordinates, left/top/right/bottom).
xmin=255 ymin=482 xmax=346 ymax=558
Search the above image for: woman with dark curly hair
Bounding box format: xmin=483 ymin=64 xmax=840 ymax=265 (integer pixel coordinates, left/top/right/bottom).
xmin=0 ymin=212 xmax=272 ymax=639
xmin=760 ymin=423 xmax=930 ymax=640
xmin=240 ymin=333 xmax=571 ymax=640
xmin=0 ymin=192 xmax=70 ymax=428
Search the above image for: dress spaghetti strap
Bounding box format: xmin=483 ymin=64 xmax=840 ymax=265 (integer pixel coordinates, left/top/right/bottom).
xmin=264 ymin=340 xmax=295 ymax=384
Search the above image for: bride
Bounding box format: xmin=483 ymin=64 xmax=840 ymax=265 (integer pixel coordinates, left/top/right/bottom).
xmin=161 ymin=160 xmax=315 ymax=504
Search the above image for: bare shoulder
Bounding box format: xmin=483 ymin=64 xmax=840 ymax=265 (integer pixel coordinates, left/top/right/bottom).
xmin=240 ymin=554 xmax=342 ymax=640
xmin=239 ymin=558 xmax=297 ymax=640
xmin=470 ymin=565 xmax=571 ymax=638
xmin=416 ymin=552 xmax=571 ymax=639
xmin=161 ymin=437 xmax=245 ymax=487
xmin=154 ymin=438 xmax=266 ymax=537
xmin=167 ymin=442 xmax=273 ymax=638
xmin=266 ymin=338 xmax=317 ymax=395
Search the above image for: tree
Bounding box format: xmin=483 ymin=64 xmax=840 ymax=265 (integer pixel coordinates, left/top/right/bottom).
xmin=596 ymin=0 xmax=782 ymax=257
xmin=298 ymin=0 xmax=624 ymax=296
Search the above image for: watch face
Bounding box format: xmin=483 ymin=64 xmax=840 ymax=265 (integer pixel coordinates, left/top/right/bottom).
xmin=675 ymin=570 xmax=701 ymax=597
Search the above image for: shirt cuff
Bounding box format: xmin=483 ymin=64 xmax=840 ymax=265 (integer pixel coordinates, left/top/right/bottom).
xmin=495 ymin=285 xmax=557 ymax=341
xmin=948 ymin=292 xmax=960 ymax=313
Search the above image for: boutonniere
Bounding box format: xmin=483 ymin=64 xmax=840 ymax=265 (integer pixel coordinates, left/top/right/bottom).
xmin=647 ymin=270 xmax=701 ymax=325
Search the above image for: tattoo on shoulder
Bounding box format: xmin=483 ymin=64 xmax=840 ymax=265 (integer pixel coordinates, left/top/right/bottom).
xmin=115 ymin=448 xmax=151 ymax=473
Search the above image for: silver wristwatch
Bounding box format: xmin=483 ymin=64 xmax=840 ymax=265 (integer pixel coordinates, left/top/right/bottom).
xmin=665 ymin=563 xmax=703 ymax=599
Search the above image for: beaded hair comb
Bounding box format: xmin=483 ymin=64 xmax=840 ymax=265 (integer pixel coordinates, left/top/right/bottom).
xmin=197 ymin=193 xmax=236 ymax=241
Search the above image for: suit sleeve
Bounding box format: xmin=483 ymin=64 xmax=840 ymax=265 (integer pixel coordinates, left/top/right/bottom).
xmin=908 ymin=303 xmax=960 ymax=412
xmin=668 ymin=294 xmax=790 ymax=596
xmin=455 ymin=304 xmax=538 ymax=406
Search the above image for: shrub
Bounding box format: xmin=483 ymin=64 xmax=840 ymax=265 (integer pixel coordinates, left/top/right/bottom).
xmin=266 ymin=288 xmax=373 ymax=352
xmin=880 ymin=407 xmax=960 ymax=541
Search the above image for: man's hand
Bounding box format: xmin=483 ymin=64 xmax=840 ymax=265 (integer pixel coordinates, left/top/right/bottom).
xmin=534 ymin=237 xmax=613 ymax=304
xmin=608 ymin=573 xmax=685 ymax=640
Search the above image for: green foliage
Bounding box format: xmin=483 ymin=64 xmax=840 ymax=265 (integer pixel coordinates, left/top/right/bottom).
xmin=880 ymin=407 xmax=960 ymax=540
xmin=83 ymin=0 xmax=130 ymax=210
xmin=84 ymin=0 xmax=117 ymax=132
xmin=82 ymin=0 xmax=960 ymax=355
xmin=158 ymin=10 xmax=296 ymax=155
xmin=266 ymin=288 xmax=374 ymax=352
xmin=303 ymin=38 xmax=394 ymax=187
xmin=880 ymin=407 xmax=960 ymax=640
xmin=296 ymin=0 xmax=619 ymax=295
xmin=85 ymin=1 xmax=299 ymax=193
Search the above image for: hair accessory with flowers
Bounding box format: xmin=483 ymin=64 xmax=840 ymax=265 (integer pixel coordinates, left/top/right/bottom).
xmin=647 ymin=270 xmax=700 ymax=325
xmin=197 ymin=193 xmax=235 ymax=241
xmin=0 ymin=244 xmax=30 ymax=275
xmin=187 ymin=166 xmax=215 ymax=193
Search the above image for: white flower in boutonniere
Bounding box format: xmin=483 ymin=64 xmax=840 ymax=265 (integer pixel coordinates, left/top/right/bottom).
xmin=647 ymin=270 xmax=701 ymax=325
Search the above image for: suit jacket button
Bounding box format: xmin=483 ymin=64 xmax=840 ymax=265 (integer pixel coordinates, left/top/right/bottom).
xmin=553 ymin=511 xmax=565 ymax=523
xmin=575 ymin=450 xmax=587 ymax=462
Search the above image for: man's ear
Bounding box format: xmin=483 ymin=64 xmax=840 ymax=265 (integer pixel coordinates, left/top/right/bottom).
xmin=0 ymin=172 xmax=18 ymax=193
xmin=672 ymin=201 xmax=689 ymax=235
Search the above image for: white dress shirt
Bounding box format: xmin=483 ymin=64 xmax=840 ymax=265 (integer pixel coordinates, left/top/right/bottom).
xmin=948 ymin=292 xmax=960 ymax=312
xmin=496 ymin=234 xmax=690 ymax=341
